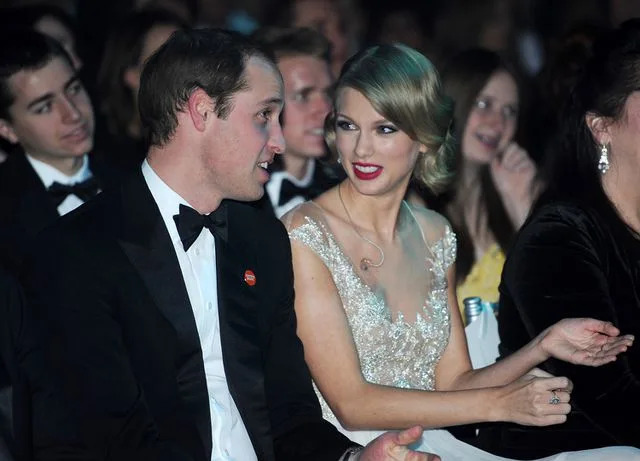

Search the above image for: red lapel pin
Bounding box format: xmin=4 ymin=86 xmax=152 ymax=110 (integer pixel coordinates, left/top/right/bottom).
xmin=243 ymin=270 xmax=256 ymax=286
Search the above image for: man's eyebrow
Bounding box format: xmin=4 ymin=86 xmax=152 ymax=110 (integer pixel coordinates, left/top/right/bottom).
xmin=27 ymin=93 xmax=54 ymax=111
xmin=261 ymin=97 xmax=283 ymax=107
xmin=26 ymin=74 xmax=80 ymax=111
xmin=295 ymin=86 xmax=313 ymax=95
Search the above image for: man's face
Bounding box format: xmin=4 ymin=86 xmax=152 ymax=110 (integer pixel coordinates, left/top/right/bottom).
xmin=202 ymin=56 xmax=285 ymax=202
xmin=279 ymin=54 xmax=332 ymax=160
xmin=0 ymin=56 xmax=94 ymax=163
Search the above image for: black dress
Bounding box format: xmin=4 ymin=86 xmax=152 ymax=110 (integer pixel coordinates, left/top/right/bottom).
xmin=488 ymin=199 xmax=640 ymax=457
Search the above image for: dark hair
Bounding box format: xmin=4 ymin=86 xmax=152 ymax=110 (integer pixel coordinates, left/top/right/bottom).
xmin=0 ymin=4 xmax=82 ymax=68
xmin=540 ymin=20 xmax=640 ymax=227
xmin=0 ymin=4 xmax=78 ymax=36
xmin=0 ymin=29 xmax=73 ymax=119
xmin=438 ymin=48 xmax=519 ymax=282
xmin=252 ymin=26 xmax=330 ymax=63
xmin=97 ymin=9 xmax=188 ymax=138
xmin=139 ymin=28 xmax=276 ymax=147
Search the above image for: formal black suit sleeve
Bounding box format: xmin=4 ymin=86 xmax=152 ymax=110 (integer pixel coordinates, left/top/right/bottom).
xmin=266 ymin=223 xmax=355 ymax=460
xmin=499 ymin=205 xmax=640 ymax=445
xmin=23 ymin=232 xmax=196 ymax=461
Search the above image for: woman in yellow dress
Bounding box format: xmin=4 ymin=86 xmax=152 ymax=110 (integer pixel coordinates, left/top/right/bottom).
xmin=427 ymin=49 xmax=540 ymax=316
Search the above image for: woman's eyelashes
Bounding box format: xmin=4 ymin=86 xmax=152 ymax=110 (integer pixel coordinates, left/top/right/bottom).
xmin=336 ymin=118 xmax=356 ymax=131
xmin=336 ymin=118 xmax=397 ymax=134
xmin=377 ymin=124 xmax=397 ymax=134
xmin=474 ymin=98 xmax=518 ymax=120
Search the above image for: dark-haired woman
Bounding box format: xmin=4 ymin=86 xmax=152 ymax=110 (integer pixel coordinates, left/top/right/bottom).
xmin=430 ymin=49 xmax=539 ymax=315
xmin=498 ymin=21 xmax=640 ymax=454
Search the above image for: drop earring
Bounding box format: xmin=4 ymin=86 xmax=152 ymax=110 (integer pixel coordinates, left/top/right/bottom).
xmin=598 ymin=143 xmax=610 ymax=174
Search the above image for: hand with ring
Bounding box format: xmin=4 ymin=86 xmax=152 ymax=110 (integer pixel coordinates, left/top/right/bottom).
xmin=549 ymin=390 xmax=561 ymax=405
xmin=495 ymin=375 xmax=572 ymax=426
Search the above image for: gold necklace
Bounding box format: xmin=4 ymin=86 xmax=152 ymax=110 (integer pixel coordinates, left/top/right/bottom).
xmin=338 ymin=184 xmax=385 ymax=271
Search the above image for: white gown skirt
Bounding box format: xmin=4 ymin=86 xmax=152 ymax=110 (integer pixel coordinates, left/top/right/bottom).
xmin=333 ymin=425 xmax=640 ymax=461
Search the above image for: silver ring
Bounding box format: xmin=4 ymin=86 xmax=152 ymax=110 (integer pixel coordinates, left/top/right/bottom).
xmin=549 ymin=390 xmax=561 ymax=405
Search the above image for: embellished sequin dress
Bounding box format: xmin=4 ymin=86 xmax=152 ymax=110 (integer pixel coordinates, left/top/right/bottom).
xmin=284 ymin=201 xmax=640 ymax=461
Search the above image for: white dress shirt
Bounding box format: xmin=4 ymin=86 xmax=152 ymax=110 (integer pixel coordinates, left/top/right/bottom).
xmin=265 ymin=159 xmax=315 ymax=218
xmin=27 ymin=154 xmax=93 ymax=216
xmin=142 ymin=160 xmax=256 ymax=461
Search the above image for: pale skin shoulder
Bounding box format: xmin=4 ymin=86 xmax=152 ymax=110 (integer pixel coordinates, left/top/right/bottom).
xmin=291 ymin=198 xmax=634 ymax=431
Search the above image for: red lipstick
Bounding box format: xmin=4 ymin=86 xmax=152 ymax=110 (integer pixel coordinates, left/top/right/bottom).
xmin=352 ymin=162 xmax=383 ymax=180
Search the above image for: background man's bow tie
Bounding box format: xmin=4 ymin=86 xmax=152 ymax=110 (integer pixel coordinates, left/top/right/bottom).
xmin=48 ymin=176 xmax=101 ymax=207
xmin=278 ymin=178 xmax=312 ymax=206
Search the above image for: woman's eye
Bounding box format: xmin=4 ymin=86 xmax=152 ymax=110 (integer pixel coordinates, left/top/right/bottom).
xmin=475 ymin=99 xmax=489 ymax=111
xmin=502 ymin=105 xmax=518 ymax=119
xmin=377 ymin=125 xmax=397 ymax=134
xmin=336 ymin=120 xmax=356 ymax=131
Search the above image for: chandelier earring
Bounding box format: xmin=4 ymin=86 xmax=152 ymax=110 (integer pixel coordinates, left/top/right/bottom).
xmin=598 ymin=143 xmax=610 ymax=174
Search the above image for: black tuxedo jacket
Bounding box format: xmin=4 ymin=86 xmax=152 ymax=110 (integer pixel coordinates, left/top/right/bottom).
xmin=0 ymin=152 xmax=118 ymax=275
xmin=22 ymin=170 xmax=353 ymax=461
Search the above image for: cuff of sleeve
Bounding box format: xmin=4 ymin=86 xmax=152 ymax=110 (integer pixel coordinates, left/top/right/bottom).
xmin=340 ymin=446 xmax=363 ymax=461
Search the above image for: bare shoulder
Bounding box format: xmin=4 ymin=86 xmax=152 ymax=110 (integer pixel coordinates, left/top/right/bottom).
xmin=405 ymin=201 xmax=452 ymax=242
xmin=280 ymin=185 xmax=342 ymax=232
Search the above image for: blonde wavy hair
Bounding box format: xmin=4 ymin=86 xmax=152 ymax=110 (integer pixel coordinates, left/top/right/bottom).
xmin=324 ymin=43 xmax=456 ymax=193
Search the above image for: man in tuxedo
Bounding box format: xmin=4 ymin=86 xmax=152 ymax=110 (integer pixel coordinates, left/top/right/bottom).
xmin=253 ymin=27 xmax=344 ymax=218
xmin=22 ymin=28 xmax=435 ymax=461
xmin=0 ymin=29 xmax=112 ymax=273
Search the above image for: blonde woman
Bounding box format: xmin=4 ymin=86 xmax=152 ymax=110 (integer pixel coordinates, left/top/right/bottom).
xmin=282 ymin=44 xmax=638 ymax=460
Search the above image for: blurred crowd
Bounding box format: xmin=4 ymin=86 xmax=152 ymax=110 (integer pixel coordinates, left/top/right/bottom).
xmin=1 ymin=1 xmax=640 ymax=460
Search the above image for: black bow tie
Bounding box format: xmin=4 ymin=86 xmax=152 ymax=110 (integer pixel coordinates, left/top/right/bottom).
xmin=173 ymin=203 xmax=228 ymax=251
xmin=48 ymin=176 xmax=100 ymax=207
xmin=278 ymin=178 xmax=312 ymax=206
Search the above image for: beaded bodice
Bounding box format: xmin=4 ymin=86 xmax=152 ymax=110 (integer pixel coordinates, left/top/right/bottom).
xmin=286 ymin=202 xmax=456 ymax=421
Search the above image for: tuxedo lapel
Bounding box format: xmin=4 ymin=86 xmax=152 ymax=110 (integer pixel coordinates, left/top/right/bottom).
xmin=216 ymin=201 xmax=274 ymax=460
xmin=116 ymin=172 xmax=212 ymax=457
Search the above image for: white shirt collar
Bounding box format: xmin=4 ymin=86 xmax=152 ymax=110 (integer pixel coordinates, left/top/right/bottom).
xmin=277 ymin=159 xmax=315 ymax=187
xmin=26 ymin=154 xmax=91 ymax=188
xmin=265 ymin=159 xmax=316 ymax=214
xmin=141 ymin=159 xmax=192 ymax=246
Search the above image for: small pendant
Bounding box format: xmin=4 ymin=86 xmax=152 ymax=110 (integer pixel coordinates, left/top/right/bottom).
xmin=360 ymin=258 xmax=369 ymax=271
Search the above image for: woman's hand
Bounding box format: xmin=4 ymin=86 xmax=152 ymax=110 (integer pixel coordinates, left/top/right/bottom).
xmin=495 ymin=375 xmax=572 ymax=426
xmin=359 ymin=426 xmax=440 ymax=461
xmin=490 ymin=142 xmax=539 ymax=228
xmin=538 ymin=318 xmax=634 ymax=366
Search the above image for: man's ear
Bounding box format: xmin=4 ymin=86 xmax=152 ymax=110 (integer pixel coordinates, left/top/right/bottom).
xmin=0 ymin=119 xmax=18 ymax=144
xmin=585 ymin=112 xmax=612 ymax=145
xmin=186 ymin=88 xmax=215 ymax=132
